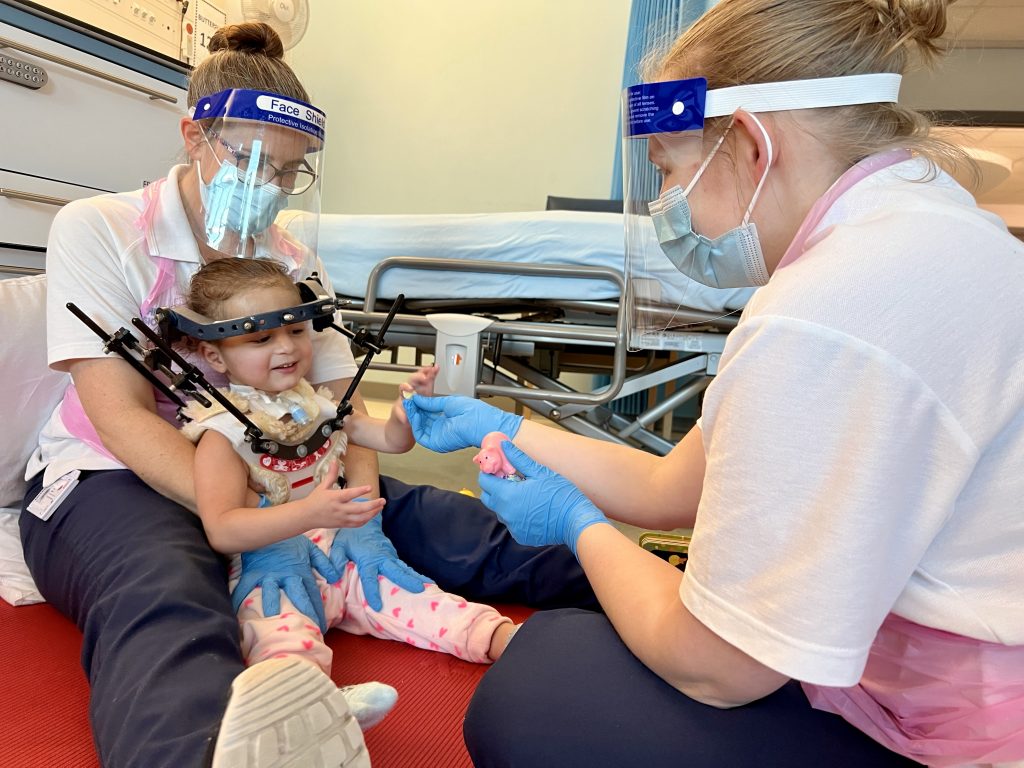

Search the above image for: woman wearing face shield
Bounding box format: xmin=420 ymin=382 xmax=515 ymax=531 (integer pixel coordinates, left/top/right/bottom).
xmin=406 ymin=1 xmax=1024 ymax=766
xmin=18 ymin=22 xmax=596 ymax=768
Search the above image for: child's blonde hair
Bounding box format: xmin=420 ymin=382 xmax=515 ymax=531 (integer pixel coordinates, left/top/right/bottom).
xmin=187 ymin=258 xmax=299 ymax=321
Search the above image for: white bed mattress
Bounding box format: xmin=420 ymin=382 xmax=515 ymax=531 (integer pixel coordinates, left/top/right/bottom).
xmin=304 ymin=210 xmax=754 ymax=313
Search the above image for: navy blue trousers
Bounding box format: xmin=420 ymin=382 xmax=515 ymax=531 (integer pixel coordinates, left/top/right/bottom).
xmin=464 ymin=609 xmax=922 ymax=768
xmin=19 ymin=470 xmax=596 ymax=768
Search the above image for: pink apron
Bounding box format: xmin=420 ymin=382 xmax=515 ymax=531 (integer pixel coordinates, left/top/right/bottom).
xmin=57 ymin=179 xmax=173 ymax=460
xmin=776 ymin=148 xmax=911 ymax=271
xmin=803 ymin=614 xmax=1024 ymax=766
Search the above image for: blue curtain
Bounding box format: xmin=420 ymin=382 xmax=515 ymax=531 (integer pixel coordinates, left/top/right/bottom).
xmin=611 ymin=0 xmax=718 ymax=200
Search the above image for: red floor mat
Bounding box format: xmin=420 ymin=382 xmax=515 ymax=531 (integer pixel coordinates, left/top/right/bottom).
xmin=333 ymin=604 xmax=534 ymax=768
xmin=0 ymin=600 xmax=532 ymax=768
xmin=0 ymin=601 xmax=98 ymax=768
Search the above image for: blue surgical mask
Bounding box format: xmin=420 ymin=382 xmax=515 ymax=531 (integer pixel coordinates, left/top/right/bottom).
xmin=197 ymin=159 xmax=289 ymax=249
xmin=649 ymin=114 xmax=773 ymax=289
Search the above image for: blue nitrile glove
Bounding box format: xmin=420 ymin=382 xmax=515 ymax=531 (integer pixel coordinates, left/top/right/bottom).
xmin=402 ymin=394 xmax=523 ymax=453
xmin=231 ymin=535 xmax=341 ymax=633
xmin=478 ymin=441 xmax=609 ymax=558
xmin=328 ymin=513 xmax=431 ymax=612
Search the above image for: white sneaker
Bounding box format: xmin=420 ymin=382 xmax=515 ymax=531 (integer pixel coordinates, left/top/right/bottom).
xmin=211 ymin=658 xmax=371 ymax=768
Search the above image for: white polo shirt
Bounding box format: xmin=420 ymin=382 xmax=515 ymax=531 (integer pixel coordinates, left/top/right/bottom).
xmin=27 ymin=164 xmax=358 ymax=486
xmin=679 ymin=159 xmax=1024 ymax=686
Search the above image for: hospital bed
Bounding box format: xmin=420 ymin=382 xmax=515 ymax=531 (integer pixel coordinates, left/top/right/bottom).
xmin=301 ymin=206 xmax=753 ymax=455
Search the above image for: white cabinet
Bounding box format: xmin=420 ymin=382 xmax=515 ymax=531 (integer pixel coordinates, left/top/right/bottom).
xmin=0 ymin=168 xmax=102 ymax=249
xmin=0 ymin=243 xmax=44 ymax=276
xmin=0 ymin=18 xmax=187 ymax=275
xmin=0 ymin=20 xmax=186 ymax=191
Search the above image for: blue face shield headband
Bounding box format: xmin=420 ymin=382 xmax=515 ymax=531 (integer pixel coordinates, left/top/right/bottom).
xmin=189 ymin=88 xmax=327 ymax=259
xmin=622 ymin=72 xmax=902 ymax=292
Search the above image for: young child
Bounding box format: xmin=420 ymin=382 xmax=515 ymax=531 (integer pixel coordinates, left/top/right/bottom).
xmin=181 ymin=258 xmax=517 ymax=728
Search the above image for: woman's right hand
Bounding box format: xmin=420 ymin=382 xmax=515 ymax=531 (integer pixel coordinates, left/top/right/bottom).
xmin=402 ymin=394 xmax=523 ymax=453
xmin=302 ymin=459 xmax=385 ymax=529
xmin=231 ymin=534 xmax=341 ymax=633
xmin=478 ymin=441 xmax=608 ymax=558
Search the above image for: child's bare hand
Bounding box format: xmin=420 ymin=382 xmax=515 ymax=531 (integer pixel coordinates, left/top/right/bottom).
xmin=395 ymin=365 xmax=440 ymax=429
xmin=399 ymin=364 xmax=439 ymax=399
xmin=303 ymin=459 xmax=385 ymax=529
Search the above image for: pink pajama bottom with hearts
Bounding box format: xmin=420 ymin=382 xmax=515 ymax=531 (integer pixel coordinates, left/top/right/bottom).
xmin=228 ymin=528 xmax=511 ymax=674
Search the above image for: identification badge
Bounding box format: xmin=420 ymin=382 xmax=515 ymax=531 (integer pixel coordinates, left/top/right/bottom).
xmin=26 ymin=470 xmax=81 ymax=521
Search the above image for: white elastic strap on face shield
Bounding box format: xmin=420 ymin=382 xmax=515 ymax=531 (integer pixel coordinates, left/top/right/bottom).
xmin=677 ymin=112 xmax=773 ymax=225
xmin=704 ymin=73 xmax=901 ymax=118
xmin=740 ymin=113 xmax=773 ymax=225
xmin=685 ymin=74 xmax=895 ymax=222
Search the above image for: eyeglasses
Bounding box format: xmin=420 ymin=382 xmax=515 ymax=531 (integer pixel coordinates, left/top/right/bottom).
xmin=207 ymin=132 xmax=318 ymax=195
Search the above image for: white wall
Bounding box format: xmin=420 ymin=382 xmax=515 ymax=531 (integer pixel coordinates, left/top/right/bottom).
xmin=901 ymin=46 xmax=1024 ymax=226
xmin=289 ymin=1 xmax=631 ymax=215
xmin=901 ymin=47 xmax=1024 ymax=113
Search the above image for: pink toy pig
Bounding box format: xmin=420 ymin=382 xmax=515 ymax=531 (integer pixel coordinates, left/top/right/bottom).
xmin=473 ymin=431 xmax=524 ymax=481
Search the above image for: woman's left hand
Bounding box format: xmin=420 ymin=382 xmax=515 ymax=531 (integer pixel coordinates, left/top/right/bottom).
xmin=478 ymin=441 xmax=609 ymax=557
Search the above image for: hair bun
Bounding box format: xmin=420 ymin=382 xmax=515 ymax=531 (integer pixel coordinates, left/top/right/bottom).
xmin=865 ymin=0 xmax=951 ymax=56
xmin=207 ymin=22 xmax=285 ymax=60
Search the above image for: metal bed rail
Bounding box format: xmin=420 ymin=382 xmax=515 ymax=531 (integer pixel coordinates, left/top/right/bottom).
xmin=341 ymin=256 xmax=737 ymax=453
xmin=351 ymin=256 xmax=629 ymax=408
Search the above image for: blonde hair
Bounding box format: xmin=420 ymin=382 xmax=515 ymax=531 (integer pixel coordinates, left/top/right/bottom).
xmin=187 ymin=258 xmax=299 ymax=321
xmin=648 ymin=0 xmax=970 ymax=176
xmin=187 ymin=22 xmax=308 ymax=108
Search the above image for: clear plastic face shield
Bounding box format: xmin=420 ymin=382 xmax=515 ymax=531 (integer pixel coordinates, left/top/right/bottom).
xmin=622 ymin=78 xmax=709 ymax=350
xmin=190 ymin=88 xmax=326 ymax=259
xmin=622 ymin=73 xmax=903 ymax=350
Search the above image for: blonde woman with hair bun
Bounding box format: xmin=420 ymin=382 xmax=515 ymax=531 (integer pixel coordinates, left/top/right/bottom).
xmin=405 ymin=1 xmax=1024 ymax=766
xmin=21 ymin=20 xmax=599 ymax=768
